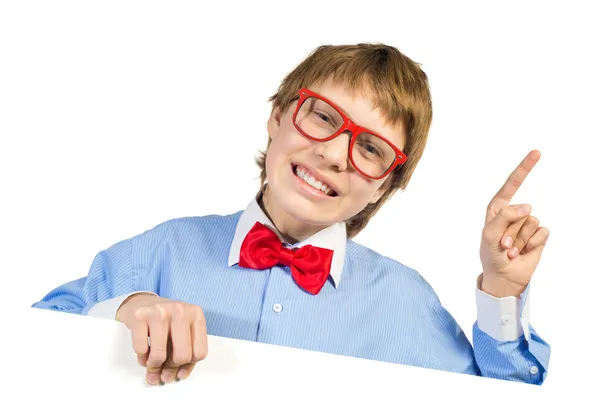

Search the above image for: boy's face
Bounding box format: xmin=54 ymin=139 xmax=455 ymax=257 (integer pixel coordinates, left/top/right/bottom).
xmin=264 ymin=79 xmax=407 ymax=239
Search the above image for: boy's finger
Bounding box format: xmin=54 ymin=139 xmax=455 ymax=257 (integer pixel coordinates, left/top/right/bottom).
xmin=168 ymin=305 xmax=192 ymax=368
xmin=160 ymin=339 xmax=178 ymax=383
xmin=500 ymin=216 xmax=528 ymax=249
xmin=523 ymin=227 xmax=550 ymax=253
xmin=161 ymin=314 xmax=192 ymax=384
xmin=508 ymin=216 xmax=540 ymax=258
xmin=145 ymin=309 xmax=169 ymax=385
xmin=191 ymin=319 xmax=208 ymax=362
xmin=484 ymin=204 xmax=532 ymax=243
xmin=490 ymin=150 xmax=540 ymax=205
xmin=137 ymin=354 xmax=148 ymax=367
xmin=176 ymin=362 xmax=197 ymax=380
xmin=130 ymin=319 xmax=149 ymax=365
xmin=516 ymin=228 xmax=550 ymax=273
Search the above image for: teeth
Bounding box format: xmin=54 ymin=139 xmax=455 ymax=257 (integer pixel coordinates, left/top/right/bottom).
xmin=294 ymin=166 xmax=334 ymax=196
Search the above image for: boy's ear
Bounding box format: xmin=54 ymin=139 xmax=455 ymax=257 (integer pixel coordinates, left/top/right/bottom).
xmin=267 ymin=106 xmax=283 ymax=140
xmin=369 ymin=187 xmax=386 ymax=204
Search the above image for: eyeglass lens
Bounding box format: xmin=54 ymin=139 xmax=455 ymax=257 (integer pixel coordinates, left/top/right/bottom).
xmin=295 ymin=97 xmax=397 ymax=177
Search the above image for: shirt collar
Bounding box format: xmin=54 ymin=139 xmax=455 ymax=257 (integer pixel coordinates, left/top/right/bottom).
xmin=227 ymin=193 xmax=347 ymax=288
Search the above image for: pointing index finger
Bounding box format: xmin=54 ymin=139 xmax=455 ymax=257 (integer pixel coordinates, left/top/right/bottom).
xmin=492 ymin=150 xmax=540 ymax=204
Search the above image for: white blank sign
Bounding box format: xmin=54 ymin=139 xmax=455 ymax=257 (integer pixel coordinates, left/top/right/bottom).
xmin=19 ymin=307 xmax=546 ymax=398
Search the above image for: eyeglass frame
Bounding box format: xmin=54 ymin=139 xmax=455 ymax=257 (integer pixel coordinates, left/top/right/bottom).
xmin=291 ymin=87 xmax=408 ymax=180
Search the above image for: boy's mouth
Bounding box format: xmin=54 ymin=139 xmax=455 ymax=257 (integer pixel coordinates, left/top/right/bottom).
xmin=291 ymin=164 xmax=338 ymax=197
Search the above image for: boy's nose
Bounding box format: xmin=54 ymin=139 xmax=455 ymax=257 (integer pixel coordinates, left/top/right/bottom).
xmin=314 ymin=131 xmax=351 ymax=172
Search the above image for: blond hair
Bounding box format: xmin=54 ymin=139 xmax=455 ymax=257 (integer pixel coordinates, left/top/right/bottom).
xmin=255 ymin=43 xmax=432 ymax=239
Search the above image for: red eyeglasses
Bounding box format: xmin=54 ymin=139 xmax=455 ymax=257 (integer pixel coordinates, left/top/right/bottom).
xmin=292 ymin=88 xmax=408 ymax=180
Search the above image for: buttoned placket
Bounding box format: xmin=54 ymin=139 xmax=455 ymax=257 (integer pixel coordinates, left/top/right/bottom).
xmin=254 ymin=241 xmax=297 ymax=343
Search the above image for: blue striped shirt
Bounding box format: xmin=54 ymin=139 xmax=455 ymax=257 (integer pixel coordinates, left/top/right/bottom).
xmin=32 ymin=195 xmax=550 ymax=384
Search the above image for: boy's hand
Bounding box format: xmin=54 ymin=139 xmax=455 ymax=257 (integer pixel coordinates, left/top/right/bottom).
xmin=116 ymin=293 xmax=208 ymax=385
xmin=479 ymin=150 xmax=550 ymax=298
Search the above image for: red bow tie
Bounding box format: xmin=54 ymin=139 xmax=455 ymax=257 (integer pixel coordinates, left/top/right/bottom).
xmin=238 ymin=221 xmax=334 ymax=295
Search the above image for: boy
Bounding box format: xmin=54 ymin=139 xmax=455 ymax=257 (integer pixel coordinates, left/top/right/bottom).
xmin=32 ymin=43 xmax=551 ymax=386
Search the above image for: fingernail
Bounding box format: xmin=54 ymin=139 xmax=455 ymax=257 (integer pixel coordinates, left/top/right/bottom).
xmin=161 ymin=371 xmax=174 ymax=383
xmin=504 ymin=236 xmax=513 ymax=248
xmin=177 ymin=369 xmax=189 ymax=380
xmin=519 ymin=205 xmax=531 ymax=216
xmin=510 ymin=247 xmax=519 ymax=257
xmin=147 ymin=373 xmax=160 ymax=385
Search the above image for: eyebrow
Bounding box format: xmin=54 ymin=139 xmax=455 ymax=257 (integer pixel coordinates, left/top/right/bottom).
xmin=339 ymin=106 xmax=384 ymax=138
xmin=320 ymin=92 xmax=399 ymax=145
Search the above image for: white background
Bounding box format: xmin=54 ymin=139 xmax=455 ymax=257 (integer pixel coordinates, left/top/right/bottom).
xmin=1 ymin=0 xmax=599 ymax=396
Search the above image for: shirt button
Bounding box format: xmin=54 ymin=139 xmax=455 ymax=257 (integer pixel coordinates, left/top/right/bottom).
xmin=273 ymin=303 xmax=282 ymax=313
xmin=501 ymin=316 xmax=510 ymax=325
xmin=530 ymin=366 xmax=539 ymax=374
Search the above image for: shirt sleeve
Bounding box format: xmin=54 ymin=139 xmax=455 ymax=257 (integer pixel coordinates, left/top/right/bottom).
xmin=425 ymin=276 xmax=551 ymax=385
xmin=474 ymin=273 xmax=527 ymax=341
xmin=471 ymin=274 xmax=551 ymax=384
xmin=30 ymin=221 xmax=170 ymax=316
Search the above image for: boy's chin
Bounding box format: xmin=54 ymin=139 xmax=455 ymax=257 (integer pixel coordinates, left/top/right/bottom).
xmin=278 ymin=197 xmax=340 ymax=223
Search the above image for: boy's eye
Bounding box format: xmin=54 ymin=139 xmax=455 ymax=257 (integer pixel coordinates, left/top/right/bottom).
xmin=358 ymin=141 xmax=383 ymax=157
xmin=314 ymin=112 xmax=333 ymax=124
xmin=365 ymin=144 xmax=377 ymax=153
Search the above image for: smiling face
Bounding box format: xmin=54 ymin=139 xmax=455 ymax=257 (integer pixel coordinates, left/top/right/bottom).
xmin=261 ymin=79 xmax=407 ymax=242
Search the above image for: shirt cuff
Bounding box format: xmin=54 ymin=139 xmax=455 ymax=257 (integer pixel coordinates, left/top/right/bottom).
xmin=86 ymin=291 xmax=159 ymax=320
xmin=475 ymin=274 xmax=531 ymax=342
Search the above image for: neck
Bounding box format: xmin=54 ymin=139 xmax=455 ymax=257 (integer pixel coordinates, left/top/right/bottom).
xmin=258 ymin=184 xmax=328 ymax=244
